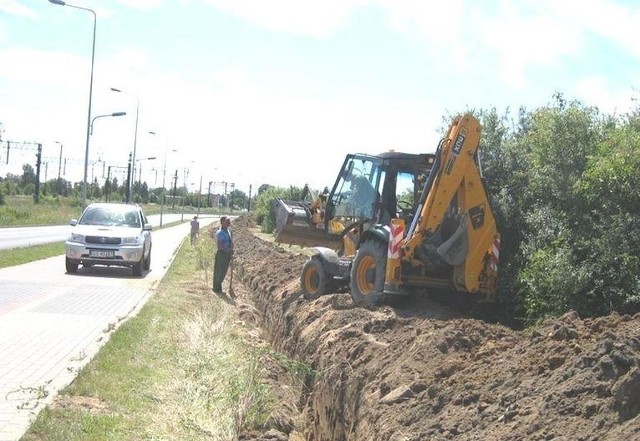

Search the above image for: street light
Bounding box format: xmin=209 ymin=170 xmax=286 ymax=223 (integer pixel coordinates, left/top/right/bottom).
xmin=88 ymin=112 xmax=126 ymax=202
xmin=111 ymin=87 xmax=139 ymax=200
xmin=48 ymin=0 xmax=96 ymax=210
xmin=90 ymin=112 xmax=127 ymax=135
xmin=136 ymin=156 xmax=157 ymax=183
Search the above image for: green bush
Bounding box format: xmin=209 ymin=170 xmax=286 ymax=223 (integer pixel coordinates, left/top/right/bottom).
xmin=252 ymin=185 xmax=310 ymax=234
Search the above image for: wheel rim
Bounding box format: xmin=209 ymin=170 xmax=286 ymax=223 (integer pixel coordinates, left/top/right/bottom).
xmin=356 ymin=255 xmax=376 ymax=295
xmin=304 ymin=266 xmax=319 ymax=294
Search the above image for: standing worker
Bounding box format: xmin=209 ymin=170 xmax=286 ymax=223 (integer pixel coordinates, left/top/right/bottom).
xmin=190 ymin=215 xmax=200 ymax=245
xmin=213 ymin=216 xmax=233 ymax=295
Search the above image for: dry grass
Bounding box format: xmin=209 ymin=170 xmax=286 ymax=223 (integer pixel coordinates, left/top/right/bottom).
xmin=23 ymin=233 xmax=289 ymax=441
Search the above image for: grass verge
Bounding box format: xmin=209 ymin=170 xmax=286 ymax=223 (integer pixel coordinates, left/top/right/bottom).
xmin=0 ymin=195 xmax=221 ymax=227
xmin=21 ymin=233 xmax=297 ymax=440
xmin=0 ymin=222 xmax=186 ymax=270
xmin=0 ymin=242 xmax=65 ymax=269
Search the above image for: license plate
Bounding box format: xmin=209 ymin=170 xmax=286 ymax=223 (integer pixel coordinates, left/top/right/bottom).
xmin=89 ymin=250 xmax=115 ymax=258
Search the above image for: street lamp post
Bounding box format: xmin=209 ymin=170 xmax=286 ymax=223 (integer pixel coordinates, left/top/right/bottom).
xmin=136 ymin=156 xmax=157 ymax=184
xmin=90 ymin=112 xmax=127 ymax=135
xmin=48 ymin=0 xmax=96 ymax=210
xmin=89 ymin=112 xmax=126 ymax=201
xmin=110 ymin=87 xmax=139 ymax=201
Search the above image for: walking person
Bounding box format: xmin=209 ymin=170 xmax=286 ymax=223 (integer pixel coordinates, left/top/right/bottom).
xmin=190 ymin=215 xmax=200 ymax=245
xmin=212 ymin=216 xmax=233 ymax=295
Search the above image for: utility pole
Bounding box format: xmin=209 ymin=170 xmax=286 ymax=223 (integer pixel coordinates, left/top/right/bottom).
xmin=197 ymin=174 xmax=202 ymax=215
xmin=106 ymin=166 xmax=112 ymax=202
xmin=229 ymin=182 xmax=235 ymax=212
xmin=248 ymin=184 xmax=252 ymax=211
xmin=207 ymin=181 xmax=212 ymax=209
xmin=224 ymin=182 xmax=228 ymax=211
xmin=34 ymin=143 xmax=42 ymax=203
xmin=172 ymin=169 xmax=178 ymax=209
xmin=56 ymin=142 xmax=63 ymax=195
xmin=125 ymin=152 xmax=132 ymax=203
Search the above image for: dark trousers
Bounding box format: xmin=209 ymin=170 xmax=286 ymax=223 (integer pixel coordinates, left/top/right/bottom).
xmin=213 ymin=249 xmax=231 ymax=292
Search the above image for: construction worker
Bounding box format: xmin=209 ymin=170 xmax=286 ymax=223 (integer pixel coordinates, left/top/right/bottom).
xmin=212 ymin=216 xmax=233 ymax=294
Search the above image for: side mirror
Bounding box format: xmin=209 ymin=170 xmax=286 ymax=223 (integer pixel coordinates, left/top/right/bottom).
xmin=143 ymin=223 xmax=153 ymax=231
xmin=69 ymin=219 xmax=78 ymax=226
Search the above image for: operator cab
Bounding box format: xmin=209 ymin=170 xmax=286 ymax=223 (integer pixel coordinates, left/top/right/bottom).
xmin=325 ymin=152 xmax=435 ymax=232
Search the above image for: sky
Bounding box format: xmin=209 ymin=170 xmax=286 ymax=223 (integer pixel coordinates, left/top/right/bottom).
xmin=0 ymin=0 xmax=639 ymax=197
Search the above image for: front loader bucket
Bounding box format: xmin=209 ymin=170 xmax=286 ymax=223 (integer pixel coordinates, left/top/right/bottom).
xmin=273 ymin=198 xmax=341 ymax=249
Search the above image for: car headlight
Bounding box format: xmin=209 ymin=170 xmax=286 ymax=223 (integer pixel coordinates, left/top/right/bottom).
xmin=70 ymin=233 xmax=85 ymax=242
xmin=123 ymin=236 xmax=143 ymax=245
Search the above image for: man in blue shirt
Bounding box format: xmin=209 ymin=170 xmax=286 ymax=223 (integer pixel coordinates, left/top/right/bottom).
xmin=213 ymin=216 xmax=233 ymax=295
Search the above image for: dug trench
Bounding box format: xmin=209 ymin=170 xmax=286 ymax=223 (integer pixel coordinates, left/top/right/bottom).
xmin=229 ymin=215 xmax=640 ymax=441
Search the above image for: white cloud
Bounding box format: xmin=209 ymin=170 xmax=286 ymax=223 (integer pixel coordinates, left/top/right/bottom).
xmin=196 ymin=0 xmax=637 ymax=91
xmin=376 ymin=0 xmax=638 ymax=89
xmin=117 ymin=0 xmax=164 ymax=11
xmin=573 ymin=76 xmax=637 ymax=115
xmin=0 ymin=0 xmax=38 ymax=18
xmin=3 ymin=0 xmax=639 ymax=189
xmin=547 ymin=0 xmax=640 ymax=58
xmin=201 ymin=0 xmax=367 ymax=38
xmin=479 ymin=2 xmax=581 ymax=86
xmin=379 ymin=0 xmax=462 ymax=40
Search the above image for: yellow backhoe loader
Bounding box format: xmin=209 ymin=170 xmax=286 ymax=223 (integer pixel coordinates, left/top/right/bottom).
xmin=274 ymin=114 xmax=500 ymax=306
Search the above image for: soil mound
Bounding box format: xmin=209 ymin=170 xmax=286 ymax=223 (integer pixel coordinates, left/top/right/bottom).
xmin=230 ymin=215 xmax=640 ymax=441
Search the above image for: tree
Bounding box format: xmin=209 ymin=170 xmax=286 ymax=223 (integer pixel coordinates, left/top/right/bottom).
xmin=21 ymin=164 xmax=36 ymax=187
xmin=446 ymin=98 xmax=640 ymax=323
xmin=229 ymin=188 xmax=248 ymax=210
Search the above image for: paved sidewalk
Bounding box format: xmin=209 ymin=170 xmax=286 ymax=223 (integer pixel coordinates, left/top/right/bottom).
xmin=0 ymin=217 xmax=216 ymax=441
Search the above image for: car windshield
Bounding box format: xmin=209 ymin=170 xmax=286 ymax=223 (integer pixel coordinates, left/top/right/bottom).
xmin=80 ymin=206 xmax=141 ymax=228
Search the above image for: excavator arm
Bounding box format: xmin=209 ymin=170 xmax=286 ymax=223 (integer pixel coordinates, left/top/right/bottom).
xmin=393 ymin=114 xmax=500 ymax=294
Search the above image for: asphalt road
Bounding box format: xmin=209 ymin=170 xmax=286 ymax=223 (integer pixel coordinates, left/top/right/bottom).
xmin=0 ymin=213 xmax=200 ymax=251
xmin=0 ymin=216 xmax=217 ymax=441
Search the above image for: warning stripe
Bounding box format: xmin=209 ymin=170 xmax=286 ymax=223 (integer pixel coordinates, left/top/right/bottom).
xmin=388 ymin=223 xmax=404 ymax=258
xmin=490 ymin=238 xmax=500 ymax=271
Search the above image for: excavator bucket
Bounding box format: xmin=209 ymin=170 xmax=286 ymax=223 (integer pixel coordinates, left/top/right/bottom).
xmin=273 ymin=198 xmax=341 ymax=248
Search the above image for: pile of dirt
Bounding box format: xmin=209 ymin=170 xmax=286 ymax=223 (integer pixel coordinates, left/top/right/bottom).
xmin=230 ymin=215 xmax=640 ymax=441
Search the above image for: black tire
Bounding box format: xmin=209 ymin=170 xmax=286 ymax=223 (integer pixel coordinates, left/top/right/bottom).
xmin=300 ymin=257 xmax=328 ymax=300
xmin=132 ymin=259 xmax=143 ymax=277
xmin=143 ymin=248 xmax=151 ymax=271
xmin=65 ymin=258 xmax=78 ymax=274
xmin=350 ymin=239 xmax=386 ymax=306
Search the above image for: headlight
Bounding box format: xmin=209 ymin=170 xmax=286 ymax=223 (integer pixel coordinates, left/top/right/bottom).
xmin=70 ymin=233 xmax=85 ymax=242
xmin=123 ymin=236 xmax=142 ymax=245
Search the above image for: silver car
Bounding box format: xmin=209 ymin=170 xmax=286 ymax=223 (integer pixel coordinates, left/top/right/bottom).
xmin=65 ymin=203 xmax=153 ymax=277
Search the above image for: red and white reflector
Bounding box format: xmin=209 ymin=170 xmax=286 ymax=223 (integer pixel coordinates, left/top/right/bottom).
xmin=388 ymin=222 xmax=405 ymax=258
xmin=490 ymin=238 xmax=500 ymax=272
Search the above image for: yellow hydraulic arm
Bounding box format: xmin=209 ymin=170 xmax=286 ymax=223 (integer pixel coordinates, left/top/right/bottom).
xmin=387 ymin=114 xmax=500 ymax=294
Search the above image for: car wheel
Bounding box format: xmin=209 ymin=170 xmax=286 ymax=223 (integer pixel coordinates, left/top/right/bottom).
xmin=143 ymin=247 xmax=151 ymax=270
xmin=132 ymin=259 xmax=143 ymax=277
xmin=66 ymin=258 xmax=79 ymax=274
